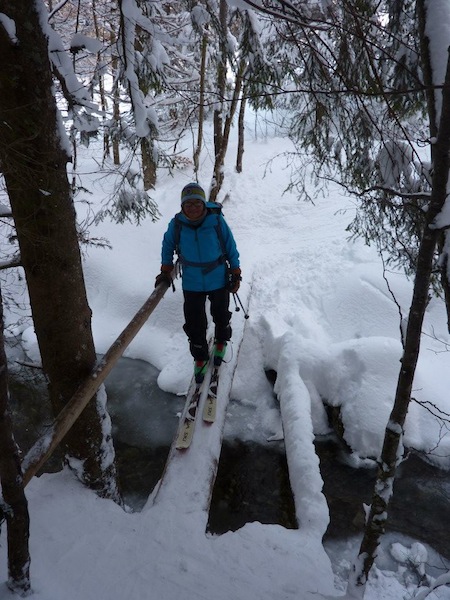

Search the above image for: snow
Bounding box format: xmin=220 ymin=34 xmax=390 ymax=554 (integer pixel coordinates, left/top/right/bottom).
xmin=2 ymin=115 xmax=450 ymax=599
xmin=70 ymin=33 xmax=103 ymax=55
xmin=0 ymin=13 xmax=18 ymax=45
xmin=191 ymin=5 xmax=210 ymax=29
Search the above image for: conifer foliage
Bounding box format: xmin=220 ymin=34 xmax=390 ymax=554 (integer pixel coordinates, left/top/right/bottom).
xmin=2 ymin=0 xmax=450 ymax=596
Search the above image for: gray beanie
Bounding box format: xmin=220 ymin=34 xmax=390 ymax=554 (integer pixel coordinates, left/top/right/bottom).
xmin=181 ymin=182 xmax=206 ymax=205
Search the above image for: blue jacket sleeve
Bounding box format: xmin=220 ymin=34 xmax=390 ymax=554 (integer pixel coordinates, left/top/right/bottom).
xmin=161 ymin=218 xmax=176 ymax=266
xmin=219 ymin=215 xmax=240 ymax=269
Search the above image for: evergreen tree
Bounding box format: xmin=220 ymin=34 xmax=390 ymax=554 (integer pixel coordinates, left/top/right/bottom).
xmin=0 ymin=0 xmax=120 ymax=501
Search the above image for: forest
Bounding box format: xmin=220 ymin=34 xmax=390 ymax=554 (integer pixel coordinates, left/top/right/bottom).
xmin=1 ymin=1 xmax=450 ymax=598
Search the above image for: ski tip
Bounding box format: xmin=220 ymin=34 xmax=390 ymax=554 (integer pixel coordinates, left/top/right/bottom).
xmin=202 ymin=395 xmax=217 ymax=422
xmin=175 ymin=433 xmax=193 ymax=449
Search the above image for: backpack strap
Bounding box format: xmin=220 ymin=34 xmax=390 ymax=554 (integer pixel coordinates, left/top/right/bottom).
xmin=213 ymin=215 xmax=229 ymax=265
xmin=173 ymin=207 xmax=229 ymax=274
xmin=179 ymin=254 xmax=226 ymax=274
xmin=173 ymin=213 xmax=182 ymax=255
xmin=206 ymin=202 xmax=229 ymax=263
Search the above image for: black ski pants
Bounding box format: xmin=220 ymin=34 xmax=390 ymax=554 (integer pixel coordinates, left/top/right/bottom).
xmin=183 ymin=288 xmax=232 ymax=360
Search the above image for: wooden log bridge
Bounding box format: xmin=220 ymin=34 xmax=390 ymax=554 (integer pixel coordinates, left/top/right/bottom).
xmin=147 ymin=327 xmax=244 ymax=527
xmin=143 ymin=288 xmax=249 ymax=526
xmin=21 ymin=272 xmax=177 ymax=487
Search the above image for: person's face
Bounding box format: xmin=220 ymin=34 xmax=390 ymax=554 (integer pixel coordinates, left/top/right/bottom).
xmin=182 ymin=200 xmax=205 ymax=220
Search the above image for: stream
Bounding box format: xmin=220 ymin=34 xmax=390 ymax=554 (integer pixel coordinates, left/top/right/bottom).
xmin=8 ymin=356 xmax=450 ymax=563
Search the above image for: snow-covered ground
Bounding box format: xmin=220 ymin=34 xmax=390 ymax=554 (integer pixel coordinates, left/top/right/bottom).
xmin=2 ymin=116 xmax=450 ymax=599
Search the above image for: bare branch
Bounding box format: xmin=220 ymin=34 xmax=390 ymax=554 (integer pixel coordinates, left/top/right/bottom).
xmin=411 ymin=396 xmax=450 ymax=422
xmin=355 ymin=186 xmax=431 ymax=201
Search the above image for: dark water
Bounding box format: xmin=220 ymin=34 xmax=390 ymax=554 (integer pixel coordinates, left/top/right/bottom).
xmin=8 ymin=359 xmax=298 ymax=528
xmin=9 ymin=370 xmax=64 ymax=473
xmin=104 ymin=359 xmax=298 ymax=529
xmin=8 ymin=358 xmax=450 ymax=562
xmin=211 ymin=440 xmax=298 ymax=533
xmin=104 ymin=360 xmax=298 ymax=526
xmin=318 ymin=439 xmax=450 ymax=561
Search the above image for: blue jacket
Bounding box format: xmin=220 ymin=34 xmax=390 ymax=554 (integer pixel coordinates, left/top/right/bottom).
xmin=161 ymin=203 xmax=240 ymax=292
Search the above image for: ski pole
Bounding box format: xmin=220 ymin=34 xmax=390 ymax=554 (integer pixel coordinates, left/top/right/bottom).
xmin=233 ymin=292 xmax=249 ymax=319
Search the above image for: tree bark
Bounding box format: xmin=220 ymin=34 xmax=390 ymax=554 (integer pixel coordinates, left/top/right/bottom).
xmin=348 ymin=49 xmax=450 ymax=598
xmin=141 ymin=136 xmax=157 ymax=190
xmin=210 ymin=56 xmax=245 ymax=202
xmin=194 ymin=34 xmax=208 ymax=175
xmin=92 ymin=0 xmax=111 ymax=163
xmin=236 ymin=95 xmax=247 ymax=173
xmin=437 ymin=232 xmax=450 ymax=333
xmin=0 ymin=286 xmax=31 ymax=595
xmin=417 ymin=0 xmax=450 ymax=332
xmin=111 ymin=27 xmax=121 ymax=165
xmin=210 ymin=0 xmax=228 ymax=201
xmin=0 ymin=1 xmax=120 ymax=501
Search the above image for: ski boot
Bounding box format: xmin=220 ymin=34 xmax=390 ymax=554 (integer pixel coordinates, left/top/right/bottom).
xmin=213 ymin=341 xmax=227 ymax=366
xmin=194 ymin=360 xmax=208 ymax=384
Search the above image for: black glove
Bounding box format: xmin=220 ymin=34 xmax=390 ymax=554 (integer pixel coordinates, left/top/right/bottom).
xmin=155 ymin=265 xmax=174 ymax=288
xmin=226 ymin=268 xmax=242 ymax=294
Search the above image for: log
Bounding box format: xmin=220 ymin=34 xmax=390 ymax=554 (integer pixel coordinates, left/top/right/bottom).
xmin=22 ymin=272 xmax=176 ymax=486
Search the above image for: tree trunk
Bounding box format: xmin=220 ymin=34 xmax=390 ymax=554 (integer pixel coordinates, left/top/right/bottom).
xmin=438 ymin=232 xmax=450 ymax=332
xmin=111 ymin=28 xmax=121 ymax=166
xmin=417 ymin=0 xmax=438 ymax=140
xmin=92 ymin=0 xmax=111 ymax=163
xmin=236 ymin=95 xmax=247 ymax=173
xmin=210 ymin=57 xmax=245 ymax=202
xmin=194 ymin=34 xmax=208 ymax=175
xmin=210 ymin=0 xmax=228 ymax=201
xmin=0 ymin=286 xmax=31 ymax=595
xmin=347 ymin=49 xmax=450 ymax=598
xmin=0 ymin=1 xmax=120 ymax=501
xmin=417 ymin=0 xmax=450 ymax=333
xmin=141 ymin=136 xmax=157 ymax=191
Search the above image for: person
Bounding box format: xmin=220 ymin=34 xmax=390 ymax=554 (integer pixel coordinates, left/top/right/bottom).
xmin=155 ymin=182 xmax=241 ymax=383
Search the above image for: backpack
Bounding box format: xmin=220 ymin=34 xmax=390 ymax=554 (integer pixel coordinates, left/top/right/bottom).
xmin=173 ymin=203 xmax=229 ymax=274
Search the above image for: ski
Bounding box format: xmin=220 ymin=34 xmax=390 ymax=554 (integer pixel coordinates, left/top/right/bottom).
xmin=203 ymin=365 xmax=220 ymax=423
xmin=175 ymin=382 xmax=204 ymax=449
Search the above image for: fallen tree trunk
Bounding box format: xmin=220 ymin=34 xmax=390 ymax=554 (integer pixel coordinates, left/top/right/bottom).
xmin=22 ymin=274 xmax=176 ymax=486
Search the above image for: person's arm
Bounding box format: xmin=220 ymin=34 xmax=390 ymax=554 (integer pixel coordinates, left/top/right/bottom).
xmin=220 ymin=217 xmax=241 ymax=292
xmin=154 ymin=219 xmax=176 ymax=287
xmin=220 ymin=216 xmax=240 ymax=269
xmin=161 ymin=218 xmax=176 ymax=267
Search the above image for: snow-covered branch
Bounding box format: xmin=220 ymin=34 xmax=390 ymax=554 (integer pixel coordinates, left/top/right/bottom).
xmin=0 ymin=257 xmax=21 ymax=271
xmin=0 ymin=204 xmax=12 ymax=217
xmin=355 ymin=186 xmax=431 ymax=202
xmin=227 ymin=0 xmax=330 ymax=30
xmin=35 ymin=0 xmax=101 ymax=134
